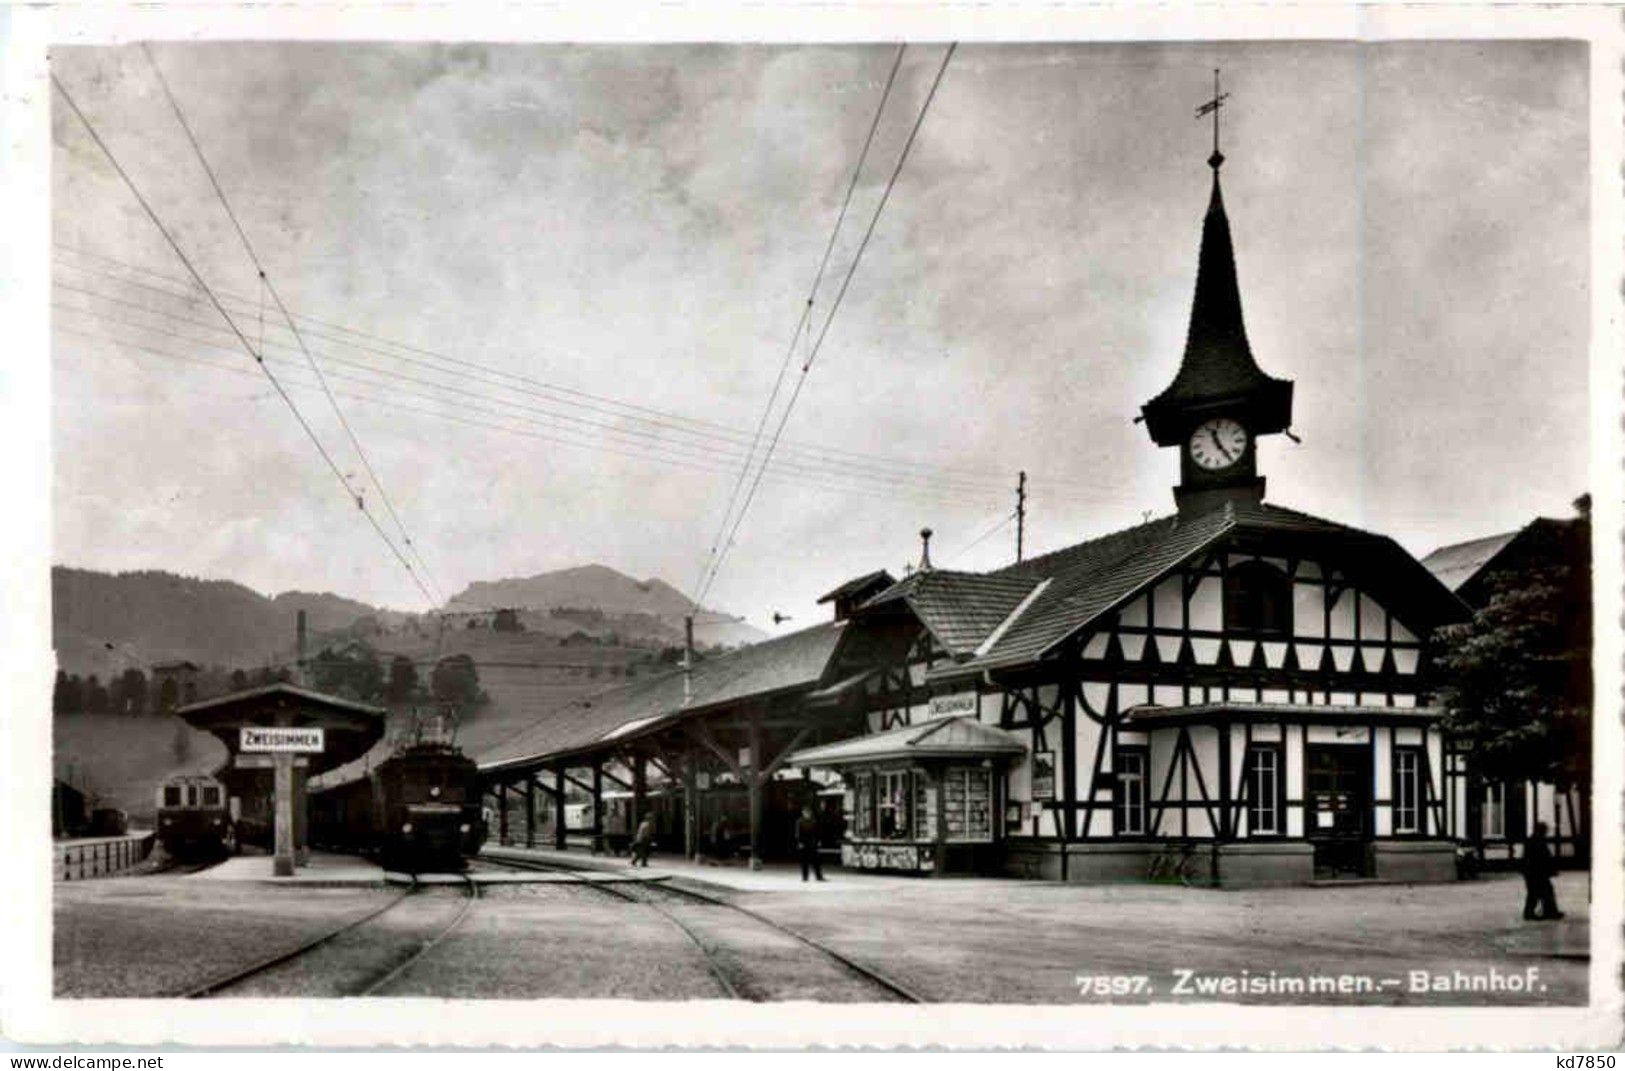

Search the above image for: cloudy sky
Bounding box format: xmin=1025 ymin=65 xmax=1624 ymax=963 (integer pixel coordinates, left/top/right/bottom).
xmin=49 ymin=39 xmax=1590 ymax=627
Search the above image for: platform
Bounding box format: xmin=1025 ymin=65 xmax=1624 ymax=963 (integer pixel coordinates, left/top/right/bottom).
xmin=478 ymin=844 xmax=1016 ymax=893
xmin=189 ymin=850 xmax=385 ymax=885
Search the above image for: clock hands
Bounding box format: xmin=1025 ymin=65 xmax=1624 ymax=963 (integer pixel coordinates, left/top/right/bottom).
xmin=1208 ymin=426 xmax=1236 ymax=462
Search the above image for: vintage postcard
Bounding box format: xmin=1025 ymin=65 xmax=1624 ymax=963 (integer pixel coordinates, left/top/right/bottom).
xmin=3 ymin=1 xmax=1621 ymax=1053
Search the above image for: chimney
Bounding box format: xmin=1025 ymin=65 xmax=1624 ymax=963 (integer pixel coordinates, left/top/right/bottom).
xmin=918 ymin=527 xmax=934 ymax=573
xmin=295 ymin=610 xmax=308 ymax=686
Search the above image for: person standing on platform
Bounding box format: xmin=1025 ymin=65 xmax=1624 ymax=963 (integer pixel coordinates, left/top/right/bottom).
xmin=797 ymin=805 xmax=826 ymax=883
xmin=1521 ymin=821 xmax=1564 ymax=921
xmin=630 ymin=813 xmax=656 ymax=868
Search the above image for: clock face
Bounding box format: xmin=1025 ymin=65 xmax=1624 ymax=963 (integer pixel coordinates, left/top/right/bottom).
xmin=1189 ymin=417 xmax=1249 ymax=471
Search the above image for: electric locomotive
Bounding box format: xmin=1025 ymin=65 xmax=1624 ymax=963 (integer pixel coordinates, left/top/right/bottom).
xmin=309 ymin=741 xmax=486 ymax=872
xmin=155 ymin=773 xmax=233 ymax=859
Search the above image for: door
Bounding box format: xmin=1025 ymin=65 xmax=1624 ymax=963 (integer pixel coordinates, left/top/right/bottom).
xmin=1306 ymin=744 xmax=1372 ymax=878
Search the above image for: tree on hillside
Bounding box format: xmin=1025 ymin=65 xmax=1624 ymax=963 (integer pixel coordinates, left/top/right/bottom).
xmin=53 ymin=670 xmax=74 ymax=715
xmin=311 ymin=644 xmax=385 ymax=701
xmin=85 ymin=675 xmax=109 ymax=715
xmin=230 ymin=668 xmax=249 ymax=691
xmin=386 ymin=655 xmax=419 ymax=703
xmin=171 ymin=723 xmax=193 ymax=766
xmin=1435 ymin=564 xmax=1592 ymax=793
xmin=116 ymin=668 xmax=148 ymax=716
xmin=492 ymin=608 xmax=525 ymax=633
xmin=431 ymin=653 xmax=484 ymax=709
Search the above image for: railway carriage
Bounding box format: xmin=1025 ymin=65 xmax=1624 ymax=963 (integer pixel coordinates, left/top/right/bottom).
xmin=310 ymin=742 xmax=487 ymax=872
xmin=155 ymin=773 xmax=233 ymax=859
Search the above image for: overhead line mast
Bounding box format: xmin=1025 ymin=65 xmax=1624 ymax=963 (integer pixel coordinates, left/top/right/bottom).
xmin=50 ymin=71 xmax=437 ymax=611
xmin=142 ymin=44 xmax=447 ymax=609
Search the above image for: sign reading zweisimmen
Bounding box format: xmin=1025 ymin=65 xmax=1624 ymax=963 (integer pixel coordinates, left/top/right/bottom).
xmin=239 ymin=726 xmax=325 ymax=753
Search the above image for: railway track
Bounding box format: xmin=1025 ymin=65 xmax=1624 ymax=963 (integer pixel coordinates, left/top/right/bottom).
xmin=476 ymin=854 xmax=924 ymax=1003
xmin=178 ymin=875 xmax=481 ymax=998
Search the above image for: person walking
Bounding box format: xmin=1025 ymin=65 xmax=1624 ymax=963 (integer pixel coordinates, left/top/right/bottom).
xmin=630 ymin=813 xmax=656 ymax=868
xmin=796 ymin=804 xmax=826 ymax=883
xmin=1521 ymin=820 xmax=1564 ymax=921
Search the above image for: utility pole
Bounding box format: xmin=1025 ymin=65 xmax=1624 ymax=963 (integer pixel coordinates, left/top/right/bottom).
xmin=682 ymin=614 xmax=695 ymax=706
xmin=1016 ymin=470 xmax=1027 ymax=563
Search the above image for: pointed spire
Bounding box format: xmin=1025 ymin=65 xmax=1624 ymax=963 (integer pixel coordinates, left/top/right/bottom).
xmin=1139 ymin=83 xmax=1292 ymax=448
xmin=918 ymin=527 xmax=934 ymax=573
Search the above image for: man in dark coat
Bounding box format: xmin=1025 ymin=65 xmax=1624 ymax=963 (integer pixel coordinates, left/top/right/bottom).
xmin=1521 ymin=821 xmax=1564 ymax=921
xmin=797 ymin=805 xmax=826 ymax=882
xmin=630 ymin=813 xmax=656 ymax=868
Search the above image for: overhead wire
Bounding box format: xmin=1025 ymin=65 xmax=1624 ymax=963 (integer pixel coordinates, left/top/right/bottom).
xmin=142 ymin=43 xmax=448 ymax=608
xmin=53 ymin=272 xmax=1140 ymax=505
xmin=55 ymin=324 xmax=1016 ymax=511
xmin=689 ymin=44 xmax=908 ymax=612
xmin=50 ymin=70 xmax=438 ymax=610
xmin=944 ymin=510 xmax=1019 ymax=565
xmin=694 ymin=43 xmax=958 ymax=609
xmin=54 ymin=302 xmax=1031 ymax=508
xmin=54 ymin=246 xmax=1123 ymax=496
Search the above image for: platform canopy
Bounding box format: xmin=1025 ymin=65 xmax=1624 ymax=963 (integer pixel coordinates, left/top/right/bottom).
xmin=786 ymin=714 xmax=1026 ymax=770
xmin=175 ymin=682 xmax=387 ymax=775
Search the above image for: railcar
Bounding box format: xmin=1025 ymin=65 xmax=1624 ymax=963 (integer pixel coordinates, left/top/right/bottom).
xmin=309 ymin=742 xmax=487 ymax=872
xmin=155 ymin=774 xmax=232 ymax=859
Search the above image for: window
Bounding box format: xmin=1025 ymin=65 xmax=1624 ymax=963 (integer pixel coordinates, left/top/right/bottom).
xmin=163 ymin=785 xmax=181 ymax=808
xmin=941 ymin=767 xmax=994 ymax=841
xmin=186 ymin=784 xmax=198 ymax=807
xmin=1115 ymin=749 xmax=1148 ymax=835
xmin=202 ymin=785 xmax=221 ymax=807
xmin=853 ymin=774 xmax=873 ymax=837
xmin=1245 ymin=745 xmax=1283 ymax=834
xmin=1483 ymin=781 xmax=1505 ymax=839
xmin=1224 ymin=560 xmax=1293 ymax=636
xmin=877 ymin=770 xmax=913 ymax=839
xmin=1394 ymin=748 xmax=1423 ymax=834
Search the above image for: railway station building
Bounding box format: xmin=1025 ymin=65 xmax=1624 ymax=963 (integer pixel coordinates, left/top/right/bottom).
xmin=477 ymin=141 xmax=1584 ymax=888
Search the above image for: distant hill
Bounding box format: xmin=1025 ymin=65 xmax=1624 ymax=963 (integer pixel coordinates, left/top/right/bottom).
xmin=446 ymin=564 xmax=766 ymax=647
xmin=51 ymin=566 xmax=385 ymax=677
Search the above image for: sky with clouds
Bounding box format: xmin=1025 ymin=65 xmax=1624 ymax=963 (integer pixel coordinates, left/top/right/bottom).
xmin=49 ymin=39 xmax=1590 ymax=628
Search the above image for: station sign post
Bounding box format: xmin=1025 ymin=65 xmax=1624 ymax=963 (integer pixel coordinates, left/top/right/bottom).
xmin=240 ymin=727 xmax=325 ymax=876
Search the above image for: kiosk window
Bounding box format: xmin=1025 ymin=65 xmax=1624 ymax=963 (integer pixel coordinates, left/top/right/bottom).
xmin=1483 ymin=781 xmax=1505 ymax=839
xmin=877 ymin=770 xmax=912 ymax=839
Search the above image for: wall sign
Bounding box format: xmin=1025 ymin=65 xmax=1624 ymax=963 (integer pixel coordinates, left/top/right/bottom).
xmin=239 ymin=726 xmax=325 ymax=753
xmin=1031 ymin=750 xmax=1056 ymax=800
xmin=928 ymin=692 xmax=979 ymax=720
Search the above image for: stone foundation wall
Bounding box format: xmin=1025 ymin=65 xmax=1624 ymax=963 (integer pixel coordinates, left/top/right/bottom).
xmin=1373 ymin=840 xmax=1457 ymax=884
xmin=1215 ymin=841 xmax=1315 ymax=887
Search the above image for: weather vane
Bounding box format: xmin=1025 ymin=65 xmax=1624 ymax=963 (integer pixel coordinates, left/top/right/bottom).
xmin=1195 ymin=68 xmax=1229 ymax=169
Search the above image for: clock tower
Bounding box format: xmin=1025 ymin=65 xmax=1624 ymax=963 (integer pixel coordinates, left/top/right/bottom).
xmin=1140 ymin=74 xmax=1293 ymax=516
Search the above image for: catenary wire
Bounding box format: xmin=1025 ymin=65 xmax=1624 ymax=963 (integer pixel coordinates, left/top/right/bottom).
xmin=695 ymin=43 xmax=957 ymax=608
xmin=53 ymin=249 xmax=1123 ymax=496
xmin=143 ymin=44 xmax=447 ymax=607
xmin=690 ymin=44 xmax=908 ymax=612
xmin=50 ymin=71 xmax=437 ymax=610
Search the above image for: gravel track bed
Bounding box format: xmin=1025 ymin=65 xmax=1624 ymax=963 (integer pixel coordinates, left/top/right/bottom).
xmin=202 ymin=887 xmax=470 ymax=998
xmin=369 ymin=884 xmax=724 ymax=999
xmin=54 ymin=876 xmax=398 ymax=998
xmin=617 ymin=883 xmax=906 ymax=1002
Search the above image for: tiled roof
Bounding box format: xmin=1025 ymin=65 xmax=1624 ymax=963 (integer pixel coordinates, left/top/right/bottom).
xmin=477 ymin=621 xmax=847 ymax=772
xmin=816 ymin=570 xmax=896 ymax=605
xmin=786 ymin=714 xmax=1026 ymax=767
xmin=861 ymin=569 xmax=1040 ymax=656
xmin=930 ymin=499 xmax=1466 ymax=681
xmin=1419 ymin=531 xmax=1521 ymax=594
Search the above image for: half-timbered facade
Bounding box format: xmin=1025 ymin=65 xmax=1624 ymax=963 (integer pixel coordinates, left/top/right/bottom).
xmin=788 ymin=128 xmax=1472 ymax=885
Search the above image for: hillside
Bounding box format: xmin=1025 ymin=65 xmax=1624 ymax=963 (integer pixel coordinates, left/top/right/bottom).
xmin=51 ymin=566 xmax=384 ymax=677
xmin=446 ymin=564 xmax=766 ymax=647
xmin=54 ymin=711 xmax=228 ymax=821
